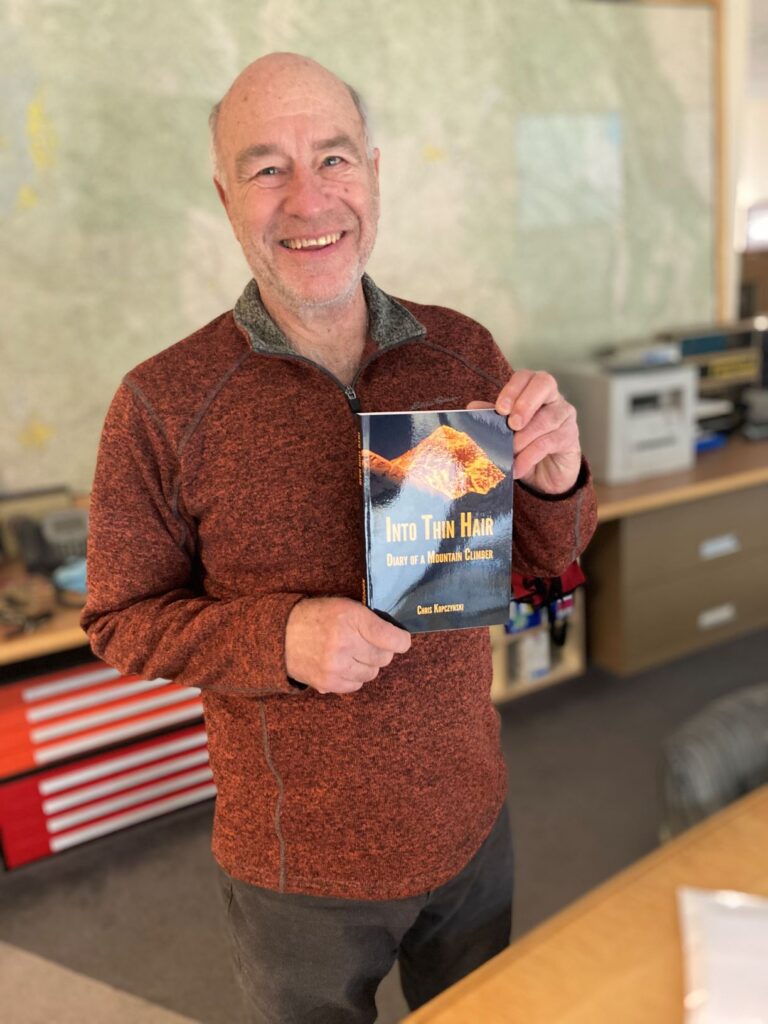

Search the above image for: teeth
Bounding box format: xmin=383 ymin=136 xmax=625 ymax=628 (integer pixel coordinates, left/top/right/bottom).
xmin=283 ymin=232 xmax=342 ymax=250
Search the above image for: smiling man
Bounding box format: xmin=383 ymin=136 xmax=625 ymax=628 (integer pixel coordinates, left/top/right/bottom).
xmin=82 ymin=53 xmax=597 ymax=1024
xmin=210 ymin=57 xmax=381 ymax=386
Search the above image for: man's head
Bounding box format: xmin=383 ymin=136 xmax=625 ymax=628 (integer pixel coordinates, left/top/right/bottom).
xmin=210 ymin=53 xmax=380 ymax=315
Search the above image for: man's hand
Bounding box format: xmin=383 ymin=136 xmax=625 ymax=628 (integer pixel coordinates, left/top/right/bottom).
xmin=285 ymin=597 xmax=412 ymax=695
xmin=469 ymin=369 xmax=581 ymax=495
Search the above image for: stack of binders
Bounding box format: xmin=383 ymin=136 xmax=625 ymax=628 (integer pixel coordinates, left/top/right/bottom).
xmin=0 ymin=661 xmax=212 ymax=868
xmin=0 ymin=725 xmax=213 ymax=868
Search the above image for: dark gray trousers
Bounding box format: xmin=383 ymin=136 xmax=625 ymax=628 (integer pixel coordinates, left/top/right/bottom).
xmin=217 ymin=804 xmax=513 ymax=1024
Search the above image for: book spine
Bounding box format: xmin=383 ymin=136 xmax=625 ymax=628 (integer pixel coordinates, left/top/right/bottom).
xmin=357 ymin=415 xmax=373 ymax=609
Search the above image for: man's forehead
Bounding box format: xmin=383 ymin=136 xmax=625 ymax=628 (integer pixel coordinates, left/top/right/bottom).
xmin=223 ymin=106 xmax=364 ymax=161
xmin=220 ymin=58 xmax=359 ymax=134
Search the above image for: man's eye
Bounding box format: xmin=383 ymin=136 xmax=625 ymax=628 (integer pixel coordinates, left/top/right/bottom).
xmin=323 ymin=156 xmax=344 ymax=167
xmin=252 ymin=166 xmax=284 ymax=187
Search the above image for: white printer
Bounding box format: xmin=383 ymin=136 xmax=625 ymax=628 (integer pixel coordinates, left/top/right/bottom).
xmin=555 ymin=363 xmax=697 ymax=485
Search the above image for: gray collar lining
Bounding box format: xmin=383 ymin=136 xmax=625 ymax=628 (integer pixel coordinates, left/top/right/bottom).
xmin=233 ymin=274 xmax=426 ymax=355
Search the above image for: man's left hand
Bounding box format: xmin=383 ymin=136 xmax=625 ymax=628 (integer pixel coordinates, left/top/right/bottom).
xmin=469 ymin=369 xmax=581 ymax=496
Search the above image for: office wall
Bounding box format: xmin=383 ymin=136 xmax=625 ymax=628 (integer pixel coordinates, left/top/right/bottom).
xmin=1 ymin=0 xmax=715 ymax=493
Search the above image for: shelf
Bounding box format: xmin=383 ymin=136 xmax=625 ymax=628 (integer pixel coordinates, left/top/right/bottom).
xmin=490 ymin=591 xmax=585 ymax=703
xmin=0 ymin=605 xmax=88 ymax=667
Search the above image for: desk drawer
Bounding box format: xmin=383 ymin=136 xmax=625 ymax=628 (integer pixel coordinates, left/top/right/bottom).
xmin=622 ymin=485 xmax=768 ymax=588
xmin=618 ymin=547 xmax=768 ymax=673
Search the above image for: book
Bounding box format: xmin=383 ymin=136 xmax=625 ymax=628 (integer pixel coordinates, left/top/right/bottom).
xmin=358 ymin=408 xmax=514 ymax=632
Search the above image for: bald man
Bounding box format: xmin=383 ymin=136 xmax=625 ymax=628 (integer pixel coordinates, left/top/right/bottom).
xmin=83 ymin=53 xmax=596 ymax=1023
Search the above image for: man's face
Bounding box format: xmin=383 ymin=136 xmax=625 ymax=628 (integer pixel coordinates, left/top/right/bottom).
xmin=215 ymin=66 xmax=380 ymax=315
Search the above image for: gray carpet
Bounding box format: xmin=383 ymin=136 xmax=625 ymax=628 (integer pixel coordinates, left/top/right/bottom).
xmin=2 ymin=626 xmax=767 ymax=1023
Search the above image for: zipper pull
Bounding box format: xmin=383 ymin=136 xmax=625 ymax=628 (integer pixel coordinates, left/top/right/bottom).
xmin=344 ymin=385 xmax=361 ymax=413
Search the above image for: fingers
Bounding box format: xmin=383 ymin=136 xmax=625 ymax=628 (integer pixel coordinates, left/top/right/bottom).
xmin=312 ymin=646 xmax=395 ymax=694
xmin=513 ymin=399 xmax=577 ymax=458
xmin=496 ymin=370 xmax=559 ymax=430
xmin=486 ymin=370 xmax=582 ymax=492
xmin=314 ymin=678 xmax=365 ymax=695
xmin=513 ymin=422 xmax=581 ymax=481
xmin=512 ymin=399 xmax=580 ymax=481
xmin=316 ymin=609 xmax=409 ymax=694
xmin=285 ymin=597 xmax=411 ymax=696
xmin=356 ymin=606 xmax=412 ymax=655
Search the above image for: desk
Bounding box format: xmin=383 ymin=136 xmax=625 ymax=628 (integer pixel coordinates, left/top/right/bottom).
xmin=404 ymin=786 xmax=768 ymax=1024
xmin=583 ymin=438 xmax=768 ymax=674
xmin=593 ymin=436 xmax=768 ymax=523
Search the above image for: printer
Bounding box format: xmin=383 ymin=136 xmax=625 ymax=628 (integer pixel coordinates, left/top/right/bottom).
xmin=555 ymin=363 xmax=698 ymax=485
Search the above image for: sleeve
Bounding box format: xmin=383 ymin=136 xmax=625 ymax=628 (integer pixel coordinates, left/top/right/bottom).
xmin=512 ymin=458 xmax=598 ymax=578
xmin=80 ymin=381 xmax=306 ymax=697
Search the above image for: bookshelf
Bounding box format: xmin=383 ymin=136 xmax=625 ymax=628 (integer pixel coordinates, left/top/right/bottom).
xmin=490 ymin=591 xmax=586 ymax=703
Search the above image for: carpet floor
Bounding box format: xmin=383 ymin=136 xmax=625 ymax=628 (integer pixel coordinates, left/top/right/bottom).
xmin=2 ymin=627 xmax=767 ymax=1023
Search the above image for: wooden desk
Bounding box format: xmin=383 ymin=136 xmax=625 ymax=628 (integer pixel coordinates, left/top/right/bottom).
xmin=594 ymin=435 xmax=768 ymax=522
xmin=405 ymin=786 xmax=768 ymax=1024
xmin=0 ymin=495 xmax=90 ymax=667
xmin=584 ymin=438 xmax=768 ymax=674
xmin=0 ymin=562 xmax=88 ymax=667
xmin=0 ymin=605 xmax=87 ymax=667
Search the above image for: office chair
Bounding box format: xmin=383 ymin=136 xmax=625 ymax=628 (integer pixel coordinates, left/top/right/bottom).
xmin=659 ymin=682 xmax=768 ymax=840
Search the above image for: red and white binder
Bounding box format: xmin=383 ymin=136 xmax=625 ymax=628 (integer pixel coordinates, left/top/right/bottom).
xmin=0 ymin=662 xmax=203 ymax=779
xmin=0 ymin=726 xmax=214 ymax=868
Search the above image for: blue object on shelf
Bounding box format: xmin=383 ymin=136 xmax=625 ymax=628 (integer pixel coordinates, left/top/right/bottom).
xmin=504 ymin=602 xmax=541 ymax=634
xmin=695 ymin=432 xmax=728 ymax=454
xmin=52 ymin=557 xmax=87 ymax=594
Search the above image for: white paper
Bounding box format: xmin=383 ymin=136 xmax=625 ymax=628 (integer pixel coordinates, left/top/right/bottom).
xmin=678 ymin=886 xmax=768 ymax=1023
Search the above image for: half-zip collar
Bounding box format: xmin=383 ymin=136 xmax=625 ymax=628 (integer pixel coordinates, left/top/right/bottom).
xmin=233 ymin=274 xmax=427 ymax=357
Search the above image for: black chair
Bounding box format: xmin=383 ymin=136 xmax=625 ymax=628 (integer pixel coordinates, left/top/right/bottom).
xmin=659 ymin=683 xmax=768 ymax=840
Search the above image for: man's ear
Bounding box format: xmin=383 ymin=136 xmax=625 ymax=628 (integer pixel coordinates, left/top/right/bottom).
xmin=213 ymin=176 xmax=229 ymax=212
xmin=372 ymin=147 xmax=381 ymax=180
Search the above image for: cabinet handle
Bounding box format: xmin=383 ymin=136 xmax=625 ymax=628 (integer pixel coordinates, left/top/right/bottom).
xmin=697 ymin=603 xmax=737 ymax=631
xmin=698 ymin=533 xmax=741 ymax=561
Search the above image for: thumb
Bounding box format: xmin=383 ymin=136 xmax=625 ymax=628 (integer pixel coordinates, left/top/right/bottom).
xmin=356 ymin=605 xmax=412 ymax=654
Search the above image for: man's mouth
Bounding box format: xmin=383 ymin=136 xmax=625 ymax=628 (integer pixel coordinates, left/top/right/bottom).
xmin=280 ymin=231 xmax=344 ymax=251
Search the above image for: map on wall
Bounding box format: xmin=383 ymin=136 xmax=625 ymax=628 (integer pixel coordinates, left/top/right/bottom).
xmin=1 ymin=0 xmax=715 ymax=492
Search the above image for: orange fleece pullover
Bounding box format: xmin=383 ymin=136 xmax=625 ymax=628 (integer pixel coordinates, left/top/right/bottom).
xmin=82 ymin=276 xmax=597 ymax=899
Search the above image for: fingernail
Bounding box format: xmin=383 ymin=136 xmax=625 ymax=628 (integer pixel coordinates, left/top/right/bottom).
xmin=498 ymin=398 xmax=512 ymax=415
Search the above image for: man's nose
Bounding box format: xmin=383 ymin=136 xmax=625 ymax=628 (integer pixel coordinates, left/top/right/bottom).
xmin=282 ymin=167 xmax=329 ymax=219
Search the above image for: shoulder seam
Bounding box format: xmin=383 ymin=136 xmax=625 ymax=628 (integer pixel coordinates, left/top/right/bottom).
xmin=121 ymin=376 xmax=191 ymax=552
xmin=178 ymin=349 xmax=253 ymax=457
xmin=418 ymin=339 xmax=507 ymax=390
xmin=123 ymin=376 xmax=176 ymax=455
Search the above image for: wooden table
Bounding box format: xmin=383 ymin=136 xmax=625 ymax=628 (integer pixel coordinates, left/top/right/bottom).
xmin=404 ymin=786 xmax=768 ymax=1023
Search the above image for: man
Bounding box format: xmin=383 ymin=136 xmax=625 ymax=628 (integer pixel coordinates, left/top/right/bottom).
xmin=82 ymin=53 xmax=596 ymax=1023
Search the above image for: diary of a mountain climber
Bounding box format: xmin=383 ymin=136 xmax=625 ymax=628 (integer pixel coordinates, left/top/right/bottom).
xmin=358 ymin=408 xmax=514 ymax=633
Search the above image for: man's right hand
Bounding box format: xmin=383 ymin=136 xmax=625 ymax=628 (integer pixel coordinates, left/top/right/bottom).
xmin=285 ymin=597 xmax=412 ymax=695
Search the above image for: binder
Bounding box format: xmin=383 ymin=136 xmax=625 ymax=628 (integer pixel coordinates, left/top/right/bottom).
xmin=0 ymin=661 xmax=203 ymax=778
xmin=0 ymin=725 xmax=213 ymax=868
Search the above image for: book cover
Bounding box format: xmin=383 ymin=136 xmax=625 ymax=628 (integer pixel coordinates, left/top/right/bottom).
xmin=358 ymin=408 xmax=514 ymax=632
